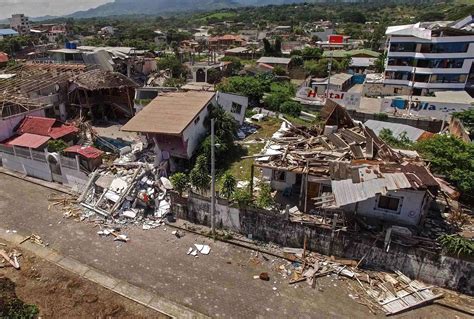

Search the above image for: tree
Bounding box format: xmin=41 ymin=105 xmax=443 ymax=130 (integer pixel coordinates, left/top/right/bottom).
xmin=190 ymin=155 xmax=211 ymax=193
xmin=301 ymin=47 xmax=323 ymax=60
xmin=280 ymin=101 xmax=302 ymax=117
xmin=262 ymin=37 xmax=282 ymax=57
xmin=216 ymin=76 xmax=271 ymax=103
xmin=221 ymin=172 xmax=237 ymax=200
xmin=263 ymin=82 xmax=296 ymax=112
xmin=170 ymin=172 xmax=189 ymax=196
xmin=340 ymin=10 xmax=366 ymax=24
xmin=272 ymin=65 xmax=286 ymax=76
xmin=304 ymin=59 xmax=328 ymax=77
xmin=47 ymin=140 xmax=68 ymax=153
xmin=379 ymin=129 xmax=413 ymax=149
xmin=453 ymin=109 xmax=474 ymax=138
xmin=256 ymin=182 xmax=274 ymax=209
xmin=157 ymin=54 xmax=187 ymax=78
xmin=207 ymin=68 xmax=223 ymax=84
xmin=415 ymin=135 xmax=474 ymax=194
xmin=220 ymin=56 xmax=243 ymax=75
xmin=374 ymin=52 xmax=387 ymax=73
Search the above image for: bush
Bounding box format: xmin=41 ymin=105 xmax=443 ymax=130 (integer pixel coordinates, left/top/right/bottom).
xmin=233 ymin=188 xmax=252 ymax=208
xmin=170 ymin=172 xmax=189 ymax=196
xmin=438 ymin=234 xmax=473 ymax=257
xmin=256 ymin=182 xmax=274 ymax=209
xmin=272 ymin=65 xmax=287 ymax=76
xmin=280 ymin=101 xmax=302 ymax=117
xmin=47 ymin=139 xmax=68 ymax=153
xmin=190 ymin=155 xmax=211 ymax=193
xmin=220 ymin=172 xmax=237 ymax=200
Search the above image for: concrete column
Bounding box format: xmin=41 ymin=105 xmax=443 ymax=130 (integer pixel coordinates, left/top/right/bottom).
xmin=59 ymin=103 xmax=67 ymax=121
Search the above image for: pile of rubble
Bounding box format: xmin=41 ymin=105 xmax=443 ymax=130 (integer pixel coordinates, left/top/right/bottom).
xmin=69 ymin=162 xmax=174 ymax=236
xmin=279 ymin=247 xmax=443 ymax=315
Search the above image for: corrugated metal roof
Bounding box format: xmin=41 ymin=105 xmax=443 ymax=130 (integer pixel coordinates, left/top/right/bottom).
xmin=0 ymin=29 xmax=19 ymax=36
xmin=331 ymin=172 xmax=411 ymax=207
xmin=7 ymin=133 xmax=50 ymax=149
xmin=364 ymin=119 xmax=426 ymax=142
xmin=64 ymin=145 xmax=104 ymax=159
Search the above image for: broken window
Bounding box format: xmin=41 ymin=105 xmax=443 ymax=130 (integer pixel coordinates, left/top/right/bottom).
xmin=272 ymin=170 xmax=286 ymax=182
xmin=377 ymin=195 xmax=401 ymax=212
xmin=231 ymin=102 xmax=242 ymax=114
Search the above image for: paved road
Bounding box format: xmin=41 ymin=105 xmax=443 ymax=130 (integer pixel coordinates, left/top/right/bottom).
xmin=0 ymin=174 xmax=467 ymax=318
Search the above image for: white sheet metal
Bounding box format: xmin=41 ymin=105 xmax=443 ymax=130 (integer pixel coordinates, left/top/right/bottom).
xmin=331 ymin=173 xmax=411 ymax=207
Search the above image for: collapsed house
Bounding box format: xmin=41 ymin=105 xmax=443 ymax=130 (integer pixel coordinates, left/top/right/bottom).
xmin=68 ymin=69 xmax=139 ymax=120
xmin=0 ymin=62 xmax=91 ymax=140
xmin=253 ymin=100 xmax=441 ymax=228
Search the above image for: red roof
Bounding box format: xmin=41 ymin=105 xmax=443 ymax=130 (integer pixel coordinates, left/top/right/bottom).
xmin=0 ymin=52 xmax=8 ymax=63
xmin=7 ymin=133 xmax=50 ymax=149
xmin=64 ymin=145 xmax=104 ymax=159
xmin=18 ymin=116 xmax=78 ymax=139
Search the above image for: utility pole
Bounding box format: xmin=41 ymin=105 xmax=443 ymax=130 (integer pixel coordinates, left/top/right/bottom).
xmin=210 ymin=118 xmax=216 ymax=238
xmin=326 ymin=42 xmax=333 ymax=103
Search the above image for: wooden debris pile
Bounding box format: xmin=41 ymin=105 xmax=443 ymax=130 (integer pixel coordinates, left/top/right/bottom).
xmin=281 ymin=248 xmax=443 ymax=315
xmin=0 ymin=249 xmax=21 ymax=270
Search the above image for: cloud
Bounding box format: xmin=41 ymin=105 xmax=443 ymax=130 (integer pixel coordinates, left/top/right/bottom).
xmin=0 ymin=0 xmax=112 ymax=19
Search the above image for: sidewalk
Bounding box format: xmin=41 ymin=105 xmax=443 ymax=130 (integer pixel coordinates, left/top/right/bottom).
xmin=0 ymin=227 xmax=207 ymax=319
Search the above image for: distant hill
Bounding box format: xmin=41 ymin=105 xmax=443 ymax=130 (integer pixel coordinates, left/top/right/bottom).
xmin=67 ymin=0 xmax=242 ymax=19
xmin=65 ymin=0 xmax=333 ymax=19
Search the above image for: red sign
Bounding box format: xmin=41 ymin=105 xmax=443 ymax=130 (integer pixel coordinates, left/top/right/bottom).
xmin=328 ymin=35 xmax=344 ymax=44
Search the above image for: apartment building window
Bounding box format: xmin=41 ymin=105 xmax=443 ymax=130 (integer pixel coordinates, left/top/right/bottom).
xmin=414 ymin=73 xmax=430 ymax=83
xmin=431 ymin=74 xmax=467 ymax=83
xmin=431 ymin=42 xmax=469 ymax=53
xmin=390 ymin=42 xmax=416 ymax=52
xmin=388 ymin=57 xmax=413 ymax=66
xmin=377 ymin=195 xmax=401 ymax=213
xmin=417 ymin=58 xmax=464 ymax=68
xmin=230 ymin=102 xmax=242 ymax=114
xmin=386 ymin=71 xmax=412 ymax=80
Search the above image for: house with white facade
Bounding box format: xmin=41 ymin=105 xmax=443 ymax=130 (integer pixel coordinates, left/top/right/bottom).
xmin=121 ymin=91 xmax=215 ymax=168
xmin=384 ymin=15 xmax=474 ymax=96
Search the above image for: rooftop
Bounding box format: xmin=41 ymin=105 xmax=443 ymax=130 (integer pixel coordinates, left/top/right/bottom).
xmin=6 ymin=133 xmax=50 ymax=149
xmin=71 ymin=69 xmax=139 ymax=91
xmin=0 ymin=29 xmax=19 ymax=36
xmin=64 ymin=145 xmax=104 ymax=159
xmin=18 ymin=116 xmax=78 ymax=139
xmin=364 ymin=120 xmax=430 ymax=142
xmin=322 ymin=49 xmax=381 ymax=58
xmin=256 ymin=57 xmax=292 ymax=65
xmin=121 ymin=91 xmax=215 ymax=136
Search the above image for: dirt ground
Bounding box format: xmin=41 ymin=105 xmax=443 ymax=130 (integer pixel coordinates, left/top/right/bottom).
xmin=0 ymin=246 xmax=167 ymax=319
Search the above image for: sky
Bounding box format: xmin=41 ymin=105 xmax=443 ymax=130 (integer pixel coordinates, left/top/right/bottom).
xmin=0 ymin=0 xmax=112 ymax=19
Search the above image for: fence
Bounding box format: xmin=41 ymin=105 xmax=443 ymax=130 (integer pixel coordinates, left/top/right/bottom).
xmin=0 ymin=144 xmax=14 ymax=155
xmin=60 ymin=155 xmax=79 ymax=170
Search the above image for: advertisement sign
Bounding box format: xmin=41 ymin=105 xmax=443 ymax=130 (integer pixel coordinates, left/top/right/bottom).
xmin=328 ymin=34 xmax=344 ymax=44
xmin=296 ymin=87 xmax=361 ymax=109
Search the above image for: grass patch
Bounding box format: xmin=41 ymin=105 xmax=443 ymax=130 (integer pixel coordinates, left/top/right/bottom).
xmin=222 ymin=118 xmax=283 ymax=184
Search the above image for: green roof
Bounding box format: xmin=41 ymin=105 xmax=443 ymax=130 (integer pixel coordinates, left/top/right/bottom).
xmin=322 ymin=49 xmax=381 ymax=58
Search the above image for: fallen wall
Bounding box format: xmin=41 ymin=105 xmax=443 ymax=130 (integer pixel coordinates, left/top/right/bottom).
xmin=176 ymin=193 xmax=473 ymax=295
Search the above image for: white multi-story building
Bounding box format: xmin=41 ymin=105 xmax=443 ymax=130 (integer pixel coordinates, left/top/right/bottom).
xmin=384 ymin=15 xmax=474 ymax=96
xmin=9 ymin=14 xmax=30 ymax=35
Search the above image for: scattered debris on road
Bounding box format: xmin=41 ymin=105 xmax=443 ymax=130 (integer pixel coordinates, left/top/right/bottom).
xmin=19 ymin=234 xmax=48 ymax=247
xmin=0 ymin=249 xmax=21 ymax=269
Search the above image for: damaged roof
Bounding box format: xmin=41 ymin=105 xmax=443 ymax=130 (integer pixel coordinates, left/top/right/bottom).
xmin=6 ymin=133 xmax=50 ymax=149
xmin=17 ymin=116 xmax=78 ymax=139
xmin=121 ymin=91 xmax=215 ymax=136
xmin=71 ymin=69 xmax=139 ymax=91
xmin=254 ymin=100 xmax=443 ymax=207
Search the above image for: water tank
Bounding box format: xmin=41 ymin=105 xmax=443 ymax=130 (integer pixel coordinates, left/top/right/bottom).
xmin=392 ymin=98 xmax=406 ymax=109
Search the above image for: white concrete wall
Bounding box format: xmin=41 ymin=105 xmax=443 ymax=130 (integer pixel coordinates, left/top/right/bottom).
xmin=346 ymin=189 xmax=428 ymax=226
xmin=0 ymin=109 xmax=45 ymax=141
xmin=381 ymin=98 xmax=472 ymax=120
xmin=216 ymin=92 xmax=249 ymax=125
xmin=1 ymin=151 xmax=52 ymax=182
xmin=62 ymin=166 xmax=89 ymax=192
xmin=182 ymin=103 xmax=210 ymax=158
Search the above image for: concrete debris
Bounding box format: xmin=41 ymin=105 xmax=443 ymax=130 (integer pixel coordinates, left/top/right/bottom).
xmin=75 ymin=160 xmax=173 ymax=231
xmin=193 ymin=244 xmax=211 ymax=255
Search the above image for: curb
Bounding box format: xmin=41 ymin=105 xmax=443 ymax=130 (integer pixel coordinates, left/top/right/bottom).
xmin=0 ymin=168 xmax=77 ymax=196
xmin=0 ymin=227 xmax=209 ymax=319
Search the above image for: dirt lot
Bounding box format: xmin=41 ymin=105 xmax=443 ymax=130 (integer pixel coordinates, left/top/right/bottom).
xmin=0 ymin=246 xmax=167 ymax=319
